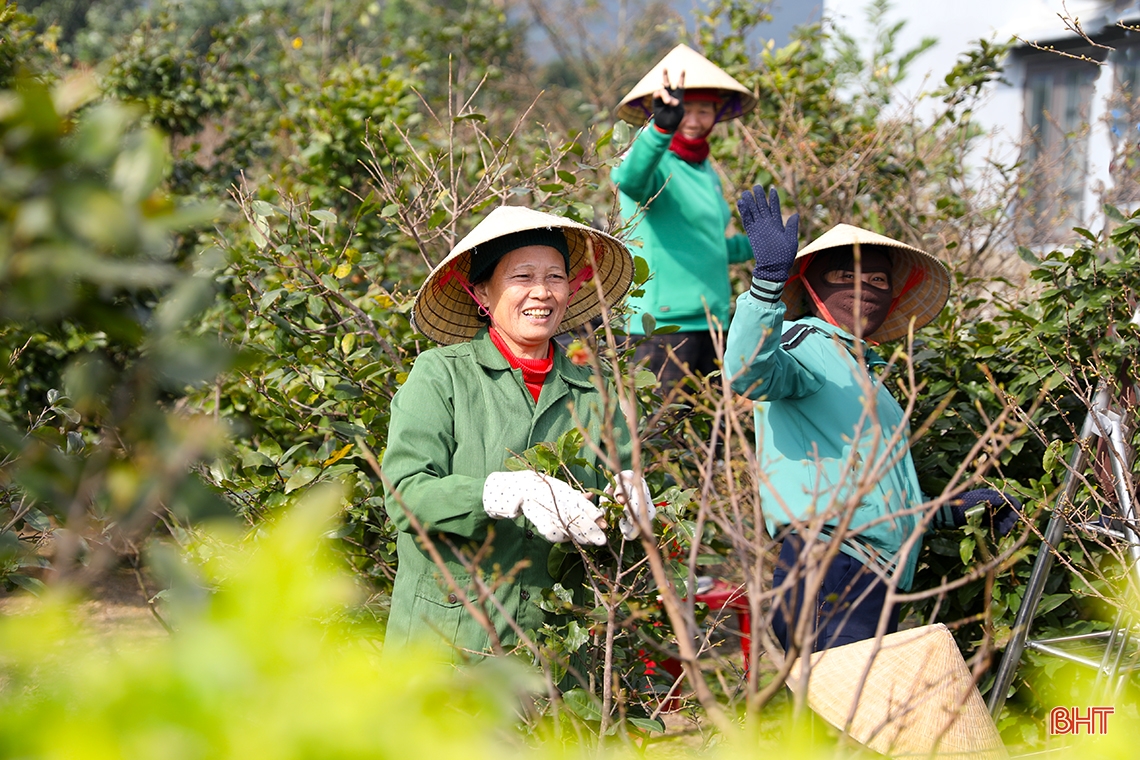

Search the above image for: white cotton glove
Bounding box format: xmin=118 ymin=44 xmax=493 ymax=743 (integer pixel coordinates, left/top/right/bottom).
xmin=482 ymin=470 xmax=607 ymax=546
xmin=604 ymin=470 xmax=656 ymax=541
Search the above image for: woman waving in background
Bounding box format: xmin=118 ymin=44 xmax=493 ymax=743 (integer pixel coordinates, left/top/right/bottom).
xmin=725 ymin=186 xmax=1022 ymax=654
xmin=382 ymin=206 xmax=655 ymax=663
xmin=613 ymin=44 xmax=757 ymax=395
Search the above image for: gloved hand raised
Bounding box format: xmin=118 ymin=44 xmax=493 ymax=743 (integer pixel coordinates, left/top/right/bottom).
xmin=483 ymin=470 xmax=607 ymax=545
xmin=948 ymin=489 xmax=1022 ymax=537
xmin=652 ymin=68 xmax=685 ymax=133
xmin=737 ymin=185 xmax=800 ymax=284
xmin=603 ymin=470 xmax=656 ymax=540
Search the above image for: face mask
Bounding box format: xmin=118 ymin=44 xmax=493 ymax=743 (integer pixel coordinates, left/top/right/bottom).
xmin=803 ymin=249 xmax=894 ymax=337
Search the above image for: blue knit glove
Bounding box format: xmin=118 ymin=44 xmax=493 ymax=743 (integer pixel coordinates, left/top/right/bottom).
xmin=948 ymin=489 xmax=1022 ymax=537
xmin=737 ymin=185 xmax=800 ymax=283
xmin=652 ymin=85 xmax=685 ymax=133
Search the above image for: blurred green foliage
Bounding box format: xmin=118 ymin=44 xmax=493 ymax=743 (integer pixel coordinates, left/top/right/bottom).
xmin=0 ymin=489 xmax=545 ymax=759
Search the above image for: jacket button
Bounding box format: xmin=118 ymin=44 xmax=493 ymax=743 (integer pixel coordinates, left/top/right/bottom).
xmin=525 ymin=529 xmax=535 ymax=540
xmin=447 ymin=593 xmax=458 ymax=604
xmin=520 ymin=589 xmax=530 ymax=601
xmin=660 ymin=306 xmax=671 ymax=312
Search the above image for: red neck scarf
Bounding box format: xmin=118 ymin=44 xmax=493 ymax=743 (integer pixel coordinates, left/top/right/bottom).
xmin=489 ymin=328 xmax=554 ymax=403
xmin=669 ymin=132 xmax=710 ymax=163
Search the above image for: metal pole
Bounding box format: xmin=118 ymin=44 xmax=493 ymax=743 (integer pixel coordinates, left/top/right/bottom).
xmin=988 ymin=412 xmax=1096 ymax=717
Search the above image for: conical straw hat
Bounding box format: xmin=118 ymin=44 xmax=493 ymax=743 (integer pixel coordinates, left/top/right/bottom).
xmin=412 ymin=206 xmax=634 ymax=345
xmin=617 ymin=43 xmax=757 ymax=125
xmin=784 ymin=223 xmax=951 ymax=343
xmin=787 ymin=624 xmax=1007 ymax=760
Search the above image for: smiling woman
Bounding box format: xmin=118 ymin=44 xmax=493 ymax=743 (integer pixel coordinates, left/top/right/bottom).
xmin=380 ymin=206 xmax=654 ymax=664
xmin=473 ymin=244 xmax=571 ymax=360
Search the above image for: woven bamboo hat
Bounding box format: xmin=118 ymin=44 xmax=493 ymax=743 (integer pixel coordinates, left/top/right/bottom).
xmin=785 ymin=224 xmax=951 ymax=343
xmin=617 ymin=43 xmax=757 ymax=125
xmin=787 ymin=625 xmax=1007 ymax=760
xmin=411 ymin=206 xmax=634 ymax=345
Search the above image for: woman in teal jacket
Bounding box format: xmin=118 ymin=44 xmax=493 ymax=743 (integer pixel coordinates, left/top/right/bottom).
xmin=613 ymin=44 xmax=756 ymax=392
xmin=383 ymin=206 xmax=654 ymax=663
xmin=724 ymin=186 xmax=1021 ymax=653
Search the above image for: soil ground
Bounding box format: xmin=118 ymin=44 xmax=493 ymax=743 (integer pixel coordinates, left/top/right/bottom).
xmin=0 ymin=565 xmax=168 ymax=639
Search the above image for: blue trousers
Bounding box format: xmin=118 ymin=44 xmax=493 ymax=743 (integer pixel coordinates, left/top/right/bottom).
xmin=770 ymin=535 xmax=900 ymax=653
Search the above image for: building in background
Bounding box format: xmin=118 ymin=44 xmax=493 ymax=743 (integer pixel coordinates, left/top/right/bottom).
xmin=824 ymin=0 xmax=1140 ymax=245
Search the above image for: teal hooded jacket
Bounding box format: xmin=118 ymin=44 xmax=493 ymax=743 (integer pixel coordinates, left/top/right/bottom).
xmin=611 ymin=124 xmax=753 ymax=333
xmin=724 ymin=284 xmax=953 ymax=590
xmin=381 ymin=328 xmax=632 ymax=659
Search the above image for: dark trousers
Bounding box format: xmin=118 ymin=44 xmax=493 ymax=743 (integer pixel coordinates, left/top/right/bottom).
xmin=770 ymin=535 xmax=900 ymax=653
xmin=633 ymin=331 xmax=717 ymax=396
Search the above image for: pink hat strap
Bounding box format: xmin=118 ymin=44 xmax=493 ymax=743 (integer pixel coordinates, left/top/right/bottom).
xmin=438 ymin=263 xmax=493 ymax=320
xmin=568 ymin=265 xmax=594 ymax=301
xmin=889 ymin=265 xmax=926 ymax=315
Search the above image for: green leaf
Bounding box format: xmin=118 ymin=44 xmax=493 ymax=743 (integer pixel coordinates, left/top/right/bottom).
xmin=111 ymin=127 xmax=166 ymax=203
xmin=561 ymin=688 xmax=603 ymax=722
xmin=563 ymin=620 xmax=589 ymax=652
xmin=958 ymin=536 xmax=976 ymax=564
xmin=635 ymin=370 xmax=658 ymax=389
xmin=613 ymin=120 xmax=630 ymax=145
xmin=9 ymin=575 xmax=47 ymax=596
xmin=628 ymin=717 xmax=666 ymax=734
xmin=640 ymin=313 xmax=656 ymax=335
xmin=251 ymin=200 xmax=277 ymax=217
xmin=633 ymin=255 xmax=650 ymax=285
xmin=311 ymin=209 xmax=337 ymax=224
xmin=284 ymin=466 xmax=320 ymax=493
xmin=1036 ymin=592 xmax=1071 ymax=615
xmin=241 ymin=450 xmax=276 ymax=470
xmin=1016 ymin=246 xmax=1038 ymax=265
xmin=1104 ymin=203 xmax=1127 ymax=223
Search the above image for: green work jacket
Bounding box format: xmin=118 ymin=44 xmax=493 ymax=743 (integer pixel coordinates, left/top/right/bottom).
xmin=611 ymin=124 xmax=753 ymax=333
xmin=724 ymin=284 xmax=952 ymax=590
xmin=382 ymin=327 xmax=632 ymax=659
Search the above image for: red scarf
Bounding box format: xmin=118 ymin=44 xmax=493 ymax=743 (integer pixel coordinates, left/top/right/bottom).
xmin=668 ymin=132 xmax=710 ymax=163
xmin=489 ymin=328 xmax=554 ymax=403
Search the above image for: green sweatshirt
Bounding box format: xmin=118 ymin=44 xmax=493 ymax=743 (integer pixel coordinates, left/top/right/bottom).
xmin=611 ymin=125 xmax=753 ymax=334
xmin=381 ymin=328 xmax=632 ymax=659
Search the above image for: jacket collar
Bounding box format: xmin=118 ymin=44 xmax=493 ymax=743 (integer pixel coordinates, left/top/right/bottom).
xmin=801 ymin=316 xmax=886 ymax=368
xmin=468 ymin=327 xmax=598 ymax=389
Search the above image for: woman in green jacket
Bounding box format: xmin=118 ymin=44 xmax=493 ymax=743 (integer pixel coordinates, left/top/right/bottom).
xmin=382 ymin=206 xmax=654 ymax=663
xmin=613 ymin=44 xmax=757 ymax=394
xmin=724 ymin=186 xmax=1022 ymax=654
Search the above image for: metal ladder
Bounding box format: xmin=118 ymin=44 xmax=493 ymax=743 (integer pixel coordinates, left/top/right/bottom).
xmin=988 ymin=382 xmax=1140 ymax=717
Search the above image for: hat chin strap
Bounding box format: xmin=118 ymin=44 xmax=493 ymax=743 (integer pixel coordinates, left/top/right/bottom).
xmin=889 ymin=265 xmax=926 ymax=315
xmin=792 ymin=253 xmax=846 ymax=334
xmin=799 ymin=273 xmax=849 ymax=334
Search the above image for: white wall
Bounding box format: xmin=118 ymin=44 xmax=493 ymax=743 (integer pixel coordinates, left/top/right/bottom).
xmin=824 ymin=0 xmax=1125 ymax=231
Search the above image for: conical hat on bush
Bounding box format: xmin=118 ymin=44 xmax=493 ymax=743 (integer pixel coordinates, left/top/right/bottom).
xmin=411 ymin=206 xmax=634 ymax=345
xmin=787 ymin=624 xmax=1007 ymax=760
xmin=617 ymin=43 xmax=756 ymax=125
xmin=784 ymin=224 xmax=951 ymax=343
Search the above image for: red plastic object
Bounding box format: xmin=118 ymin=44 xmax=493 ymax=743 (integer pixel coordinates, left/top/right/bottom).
xmin=650 ymin=579 xmax=753 ymax=711
xmin=694 ymin=579 xmax=753 ymax=673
